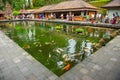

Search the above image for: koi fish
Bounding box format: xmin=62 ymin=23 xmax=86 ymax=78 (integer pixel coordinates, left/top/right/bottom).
xmin=63 ymin=64 xmax=70 ymax=70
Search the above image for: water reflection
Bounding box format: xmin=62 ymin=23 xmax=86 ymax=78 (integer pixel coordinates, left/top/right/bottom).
xmin=85 ymin=42 xmax=92 ymax=56
xmin=81 ymin=40 xmax=92 ymax=57
xmin=94 ymin=31 xmax=99 ymax=37
xmin=27 ymin=27 xmax=36 ymax=41
xmin=103 ymin=29 xmax=111 ymax=39
xmin=68 ymin=39 xmax=76 ymax=54
xmin=28 ymin=29 xmax=32 ymax=40
xmin=0 ymin=21 xmax=117 ymax=76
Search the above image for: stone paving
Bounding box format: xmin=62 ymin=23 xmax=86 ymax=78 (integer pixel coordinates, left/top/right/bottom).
xmin=57 ymin=35 xmax=120 ymax=80
xmin=0 ymin=31 xmax=58 ymax=80
xmin=0 ymin=30 xmax=120 ymax=80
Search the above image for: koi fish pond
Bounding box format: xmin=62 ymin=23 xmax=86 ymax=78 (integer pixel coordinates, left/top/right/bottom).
xmin=0 ymin=21 xmax=118 ymax=76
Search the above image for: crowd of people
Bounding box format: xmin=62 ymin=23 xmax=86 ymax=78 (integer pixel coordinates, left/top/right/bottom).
xmin=5 ymin=11 xmax=120 ymax=25
xmin=58 ymin=12 xmax=120 ymax=24
xmin=103 ymin=12 xmax=120 ymax=24
xmin=84 ymin=12 xmax=120 ymax=24
xmin=6 ymin=14 xmax=35 ymax=20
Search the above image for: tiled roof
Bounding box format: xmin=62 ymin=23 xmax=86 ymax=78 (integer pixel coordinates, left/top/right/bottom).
xmin=46 ymin=0 xmax=98 ymax=12
xmin=102 ymin=0 xmax=120 ymax=8
xmin=34 ymin=5 xmax=55 ymax=13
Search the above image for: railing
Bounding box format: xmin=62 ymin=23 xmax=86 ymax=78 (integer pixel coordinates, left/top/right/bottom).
xmin=73 ymin=16 xmax=83 ymax=21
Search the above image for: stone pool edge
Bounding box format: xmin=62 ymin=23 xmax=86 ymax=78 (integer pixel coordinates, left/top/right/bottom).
xmin=0 ymin=19 xmax=120 ymax=29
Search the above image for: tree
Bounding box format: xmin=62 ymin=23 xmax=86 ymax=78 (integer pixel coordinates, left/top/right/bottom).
xmin=0 ymin=0 xmax=4 ymax=10
xmin=1 ymin=0 xmax=25 ymax=10
xmin=0 ymin=0 xmax=68 ymax=10
xmin=33 ymin=0 xmax=45 ymax=7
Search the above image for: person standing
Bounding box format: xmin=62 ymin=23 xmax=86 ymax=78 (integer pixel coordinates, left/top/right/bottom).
xmin=104 ymin=14 xmax=109 ymax=23
xmin=66 ymin=14 xmax=69 ymax=21
xmin=116 ymin=12 xmax=119 ymax=23
xmin=61 ymin=13 xmax=64 ymax=19
xmin=86 ymin=14 xmax=90 ymax=22
xmin=91 ymin=14 xmax=95 ymax=24
xmin=113 ymin=13 xmax=116 ymax=24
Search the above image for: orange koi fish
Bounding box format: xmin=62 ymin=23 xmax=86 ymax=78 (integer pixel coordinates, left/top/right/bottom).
xmin=63 ymin=64 xmax=71 ymax=70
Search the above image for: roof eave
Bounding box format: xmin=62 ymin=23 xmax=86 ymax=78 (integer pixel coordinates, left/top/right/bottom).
xmin=102 ymin=6 xmax=120 ymax=9
xmin=46 ymin=8 xmax=98 ymax=13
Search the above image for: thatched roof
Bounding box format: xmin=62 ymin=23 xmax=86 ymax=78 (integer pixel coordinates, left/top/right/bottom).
xmin=0 ymin=10 xmax=5 ymax=14
xmin=19 ymin=9 xmax=29 ymax=14
xmin=34 ymin=5 xmax=55 ymax=13
xmin=46 ymin=0 xmax=98 ymax=12
xmin=102 ymin=0 xmax=120 ymax=8
xmin=19 ymin=9 xmax=36 ymax=14
xmin=27 ymin=9 xmax=37 ymax=13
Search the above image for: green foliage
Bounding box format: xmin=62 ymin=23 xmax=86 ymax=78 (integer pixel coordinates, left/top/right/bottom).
xmin=98 ymin=9 xmax=107 ymax=15
xmin=33 ymin=0 xmax=45 ymax=7
xmin=33 ymin=0 xmax=67 ymax=7
xmin=89 ymin=0 xmax=111 ymax=15
xmin=75 ymin=28 xmax=84 ymax=33
xmin=12 ymin=10 xmax=19 ymax=16
xmin=2 ymin=0 xmax=12 ymax=5
xmin=1 ymin=0 xmax=68 ymax=10
xmin=0 ymin=4 xmax=4 ymax=10
xmin=0 ymin=0 xmax=112 ymax=11
xmin=0 ymin=0 xmax=5 ymax=10
xmin=12 ymin=0 xmax=27 ymax=10
xmin=90 ymin=0 xmax=111 ymax=7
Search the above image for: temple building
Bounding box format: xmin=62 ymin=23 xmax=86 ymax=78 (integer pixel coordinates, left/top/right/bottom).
xmin=34 ymin=0 xmax=98 ymax=20
xmin=45 ymin=0 xmax=98 ymax=20
xmin=34 ymin=5 xmax=55 ymax=19
xmin=102 ymin=0 xmax=120 ymax=18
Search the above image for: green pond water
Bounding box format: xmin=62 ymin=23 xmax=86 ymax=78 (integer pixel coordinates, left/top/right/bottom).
xmin=0 ymin=21 xmax=117 ymax=76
